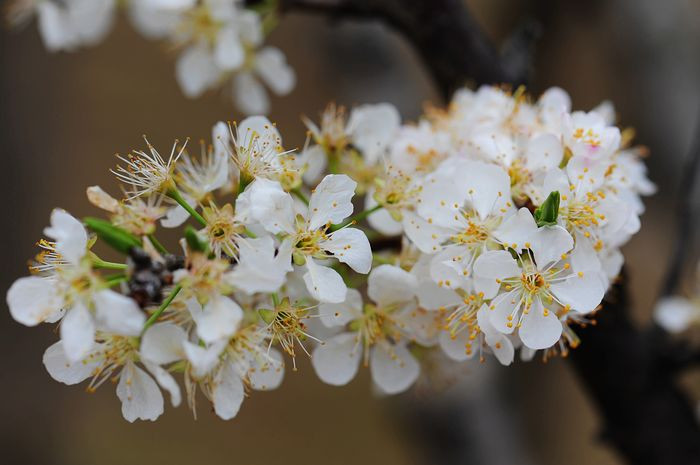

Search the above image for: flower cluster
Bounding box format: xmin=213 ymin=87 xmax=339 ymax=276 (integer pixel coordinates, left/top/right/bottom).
xmin=7 ymin=85 xmax=654 ymax=421
xmin=8 ymin=0 xmax=295 ymax=114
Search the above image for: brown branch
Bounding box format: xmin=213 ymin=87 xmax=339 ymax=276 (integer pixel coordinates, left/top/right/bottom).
xmin=569 ymin=275 xmax=700 ymax=465
xmin=279 ymin=0 xmax=537 ymax=100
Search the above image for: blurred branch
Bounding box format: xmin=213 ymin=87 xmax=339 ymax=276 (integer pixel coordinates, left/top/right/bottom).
xmin=279 ymin=0 xmax=538 ymax=100
xmin=570 ymin=275 xmax=700 ymax=465
xmin=661 ymin=111 xmax=700 ymax=296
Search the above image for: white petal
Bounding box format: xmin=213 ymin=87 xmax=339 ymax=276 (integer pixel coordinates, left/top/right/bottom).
xmin=140 ymin=323 xmax=186 ymax=365
xmin=37 ymin=2 xmax=78 ymax=51
xmin=175 ymin=45 xmax=219 ymax=98
xmin=195 ymin=296 xmax=243 ymax=344
xmin=473 ymin=250 xmax=520 ymax=298
xmin=60 ymin=302 xmax=95 ymax=363
xmin=160 ymin=198 xmax=193 ymax=229
xmin=303 ymin=258 xmax=347 ymax=303
xmin=485 ymin=332 xmax=514 ymax=366
xmin=529 ymin=225 xmax=573 ymax=268
xmin=86 ymin=186 xmax=120 ymax=213
xmin=214 ymin=26 xmax=244 ymax=70
xmin=493 ymin=207 xmax=538 ymax=250
xmin=183 ymin=340 xmax=226 ymax=378
xmin=401 ymin=210 xmax=449 ymax=254
xmin=143 ymin=361 xmax=181 ymax=407
xmin=255 ymin=46 xmax=296 ymax=95
xmin=524 ymin=133 xmax=563 ymax=171
xmin=237 ymin=178 xmax=295 ymax=234
xmin=43 ymin=341 xmax=98 ymax=385
xmin=228 ymin=236 xmax=290 ymax=293
xmin=550 ymin=272 xmax=606 ymax=313
xmin=245 ymin=348 xmax=285 ymax=391
xmin=44 ymin=208 xmax=87 ymax=264
xmin=654 ymin=297 xmax=698 ymax=334
xmin=452 ymin=159 xmax=510 ymax=220
xmin=117 ymin=361 xmax=164 ymax=422
xmin=319 ymin=288 xmax=363 ymax=327
xmin=299 ymin=145 xmax=327 ymax=185
xmin=93 ymin=290 xmax=145 ymax=336
xmin=6 ymin=276 xmax=62 ymax=326
xmin=232 ymin=72 xmax=269 ymax=116
xmin=370 ymin=343 xmax=419 ymax=395
xmin=519 ymin=298 xmax=562 ymax=350
xmin=428 ymin=245 xmax=473 ymax=290
xmin=212 ymin=362 xmax=245 ymax=420
xmin=311 ymin=332 xmax=361 ymax=386
xmin=488 ymin=290 xmax=520 ymax=335
xmin=367 ymin=264 xmax=417 ymax=307
xmin=346 ymin=103 xmax=400 ymax=164
xmin=322 ymin=228 xmax=372 ymax=274
xmin=438 ymin=330 xmax=474 ymax=362
xmin=308 ymin=174 xmax=356 ymax=230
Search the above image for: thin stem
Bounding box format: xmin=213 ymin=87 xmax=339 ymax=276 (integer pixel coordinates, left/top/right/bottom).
xmin=329 ymin=205 xmax=382 ymax=231
xmin=291 ymin=188 xmax=310 ymax=205
xmin=271 ymin=292 xmax=280 ymax=307
xmin=91 ymin=256 xmax=128 ymax=270
xmin=142 ymin=284 xmax=183 ymax=334
xmin=167 ymin=189 xmax=207 ymax=226
xmin=148 ymin=234 xmax=169 ymax=255
xmin=104 ymin=274 xmax=127 ymax=287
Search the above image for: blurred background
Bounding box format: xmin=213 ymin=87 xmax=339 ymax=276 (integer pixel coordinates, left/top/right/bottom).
xmin=1 ymin=0 xmax=699 ymax=464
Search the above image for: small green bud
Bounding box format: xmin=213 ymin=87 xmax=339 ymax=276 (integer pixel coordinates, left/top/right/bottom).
xmin=83 ymin=217 xmax=141 ymax=254
xmin=184 ymin=225 xmax=209 ymax=253
xmin=534 ymin=191 xmax=561 ymax=227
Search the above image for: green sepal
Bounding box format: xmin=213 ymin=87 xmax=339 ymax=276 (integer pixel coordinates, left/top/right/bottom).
xmin=83 ymin=217 xmax=141 ymax=254
xmin=184 ymin=225 xmax=209 ymax=253
xmin=258 ymin=308 xmax=276 ymax=324
xmin=534 ymin=191 xmax=560 ymax=227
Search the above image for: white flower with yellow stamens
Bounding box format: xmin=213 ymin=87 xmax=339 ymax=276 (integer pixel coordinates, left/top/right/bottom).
xmin=473 ymin=214 xmax=605 ymax=350
xmin=312 ymin=265 xmax=423 ymax=394
xmin=112 ymin=138 xmax=187 ymax=199
xmin=183 ymin=325 xmax=284 ymax=420
xmin=238 ymin=174 xmax=372 ymax=303
xmin=43 ymin=325 xmax=182 ymax=422
xmin=7 ymin=209 xmax=145 ymax=362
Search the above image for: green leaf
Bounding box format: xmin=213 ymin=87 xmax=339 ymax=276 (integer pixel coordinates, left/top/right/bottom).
xmin=184 ymin=225 xmax=209 ymax=253
xmin=84 ymin=217 xmax=141 ymax=254
xmin=534 ymin=191 xmax=561 ymax=227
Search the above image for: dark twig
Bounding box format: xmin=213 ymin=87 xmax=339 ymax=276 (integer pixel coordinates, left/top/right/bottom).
xmin=661 ymin=111 xmax=700 ymax=296
xmin=280 ymin=0 xmax=537 ymax=100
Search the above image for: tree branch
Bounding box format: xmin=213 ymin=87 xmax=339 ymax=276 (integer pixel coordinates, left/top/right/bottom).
xmin=279 ymin=0 xmax=537 ymax=100
xmin=661 ymin=110 xmax=700 ymax=296
xmin=569 ymin=275 xmax=700 ymax=465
